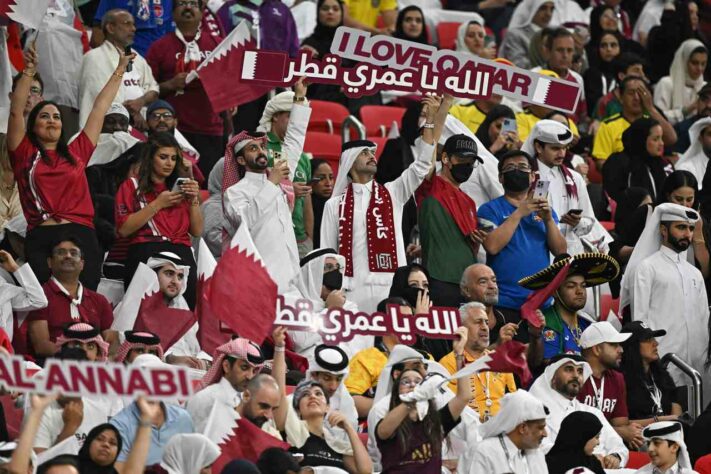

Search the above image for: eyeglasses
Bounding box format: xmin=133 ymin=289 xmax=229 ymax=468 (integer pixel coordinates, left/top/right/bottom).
xmin=176 ymin=0 xmax=200 ymax=7
xmin=29 ymin=86 xmax=42 ymax=96
xmin=502 ymin=164 xmax=532 ymax=173
xmin=149 ymin=112 xmax=174 ymax=120
xmin=53 ymin=248 xmax=81 ymax=258
xmin=324 ymin=263 xmax=342 ymax=272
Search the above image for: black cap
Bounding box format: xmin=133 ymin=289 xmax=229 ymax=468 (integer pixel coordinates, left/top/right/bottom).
xmin=443 ymin=134 xmax=480 ymax=160
xmin=621 ymin=321 xmax=666 ymax=341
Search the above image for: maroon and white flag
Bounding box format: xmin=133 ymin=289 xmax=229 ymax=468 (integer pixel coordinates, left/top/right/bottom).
xmin=0 ymin=0 xmax=50 ymax=29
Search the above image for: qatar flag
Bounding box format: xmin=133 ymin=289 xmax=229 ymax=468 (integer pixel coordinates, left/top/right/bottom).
xmin=185 ymin=20 xmax=271 ymax=113
xmin=0 ymin=0 xmax=51 ymax=29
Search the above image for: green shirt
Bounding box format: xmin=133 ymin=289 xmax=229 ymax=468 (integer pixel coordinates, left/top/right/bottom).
xmin=266 ymin=132 xmax=311 ymax=241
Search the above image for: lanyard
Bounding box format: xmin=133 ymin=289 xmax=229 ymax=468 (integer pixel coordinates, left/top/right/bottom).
xmin=589 ymin=375 xmax=606 ymax=411
xmin=498 ymin=434 xmax=527 ymax=474
xmin=647 ymin=373 xmax=663 ymax=415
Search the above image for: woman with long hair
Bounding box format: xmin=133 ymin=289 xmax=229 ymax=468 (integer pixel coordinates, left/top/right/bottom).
xmin=78 ymin=424 xmax=122 ymax=474
xmin=7 ymin=44 xmax=134 ymax=290
xmin=114 ymin=132 xmax=202 ymax=307
xmin=584 ymin=30 xmax=623 ymax=115
xmin=619 ymin=321 xmax=682 ymax=425
xmin=475 ymin=105 xmax=520 ymax=158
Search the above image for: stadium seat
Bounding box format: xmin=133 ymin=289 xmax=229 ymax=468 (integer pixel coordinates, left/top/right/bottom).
xmin=308 ymin=100 xmax=350 ymax=134
xmin=360 ymin=105 xmax=407 ymax=137
xmin=586 ymin=155 xmax=603 ymax=184
xmin=600 ymin=221 xmax=615 ymax=231
xmin=437 ymin=22 xmax=461 ymax=50
xmin=696 ymin=453 xmax=711 ymax=473
xmin=627 ymin=451 xmax=651 ymax=469
xmin=304 ymin=131 xmax=342 ymax=177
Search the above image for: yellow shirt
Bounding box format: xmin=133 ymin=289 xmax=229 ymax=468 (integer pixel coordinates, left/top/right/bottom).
xmin=591 ymin=113 xmax=631 ymax=161
xmin=343 ymin=0 xmax=397 ymax=29
xmin=344 ymin=347 xmax=388 ymax=396
xmin=450 ymin=103 xmax=487 ymax=134
xmin=516 ymin=111 xmax=580 ymax=142
xmin=439 ymin=350 xmax=517 ymax=421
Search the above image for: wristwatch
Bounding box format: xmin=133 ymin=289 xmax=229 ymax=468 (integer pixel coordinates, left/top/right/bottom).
xmin=294 ymin=96 xmax=306 ymax=103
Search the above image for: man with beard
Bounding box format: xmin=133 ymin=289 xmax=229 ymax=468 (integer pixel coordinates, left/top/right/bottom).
xmin=235 ymin=374 xmax=284 ymax=438
xmin=439 ymin=302 xmax=517 ymax=421
xmin=518 ymin=252 xmax=620 ymax=368
xmin=187 ymin=337 xmax=265 ymax=432
xmin=529 ymin=355 xmax=629 ymax=468
xmin=415 ymin=133 xmax=482 ymax=307
xmin=623 ymin=203 xmax=710 ymax=388
xmin=675 ymin=116 xmax=711 ymax=187
xmin=578 ymin=322 xmax=644 ymax=449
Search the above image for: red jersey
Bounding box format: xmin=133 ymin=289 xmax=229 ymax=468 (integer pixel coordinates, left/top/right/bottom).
xmin=10 ymin=132 xmax=96 ymax=231
xmin=577 ymin=369 xmax=629 ymax=421
xmin=114 ymin=177 xmax=192 ymax=247
xmin=25 ymin=279 xmax=113 ymax=343
xmin=146 ymin=31 xmax=223 ymax=136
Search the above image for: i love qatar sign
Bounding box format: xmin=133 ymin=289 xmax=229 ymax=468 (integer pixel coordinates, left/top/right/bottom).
xmin=240 ymin=26 xmax=581 ymax=114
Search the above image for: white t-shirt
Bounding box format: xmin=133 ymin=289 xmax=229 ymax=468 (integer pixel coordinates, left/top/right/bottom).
xmin=120 ymin=70 xmax=145 ymax=102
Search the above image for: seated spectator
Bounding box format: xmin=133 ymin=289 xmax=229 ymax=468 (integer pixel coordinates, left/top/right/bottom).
xmin=638 ymin=421 xmax=696 ymax=473
xmin=309 ymin=159 xmax=334 ymax=249
xmin=26 ymin=236 xmax=115 ymax=359
xmin=450 ymin=96 xmax=503 ymax=135
xmin=0 ymin=249 xmax=46 ymax=342
xmin=478 ymin=150 xmax=566 ymax=334
xmin=653 ymin=39 xmax=708 ymax=125
xmin=676 ymin=119 xmax=711 ymax=187
xmin=545 ymin=411 xmax=605 ymax=474
xmin=455 ymin=18 xmax=496 ymax=60
xmin=200 ymin=157 xmax=224 ymax=258
xmin=235 ymin=374 xmax=284 ymax=440
xmin=393 ymin=6 xmax=428 ymax=45
xmin=284 ymin=380 xmax=372 ymax=473
xmin=439 ymin=302 xmax=517 ymax=421
xmin=56 ymin=322 xmax=110 ymax=362
xmin=619 ymin=321 xmax=682 ymax=425
xmin=77 ymin=423 xmax=122 ymax=474
xmin=79 ymin=9 xmax=159 ymax=128
xmin=8 ymin=45 xmax=133 ymax=290
xmin=674 ymin=84 xmax=711 ymax=153
xmin=159 ymin=433 xmax=220 ymax=474
xmin=110 ymin=356 xmax=194 ymax=469
xmin=464 ymin=390 xmax=549 ymax=473
xmin=593 ymin=53 xmax=647 ymax=122
xmin=499 ymin=0 xmax=555 ymax=69
xmin=584 ymin=30 xmax=623 ymax=116
xmin=475 ymin=105 xmax=520 ymax=159
xmin=114 ymin=133 xmax=202 ymax=308
xmin=115 ymin=330 xmax=164 ymax=364
xmin=187 ymin=338 xmax=265 ymax=432
xmin=529 ymin=355 xmax=629 ymax=467
xmin=302 ymin=345 xmax=358 ymax=428
xmin=603 ymin=118 xmax=671 ymax=203
xmin=342 ymin=0 xmax=396 ymax=35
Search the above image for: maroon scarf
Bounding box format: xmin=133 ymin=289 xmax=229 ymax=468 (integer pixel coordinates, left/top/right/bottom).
xmin=338 ymin=182 xmax=398 ymax=277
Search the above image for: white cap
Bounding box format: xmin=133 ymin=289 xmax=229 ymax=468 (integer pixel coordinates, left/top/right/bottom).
xmin=579 ymin=321 xmax=631 ymax=349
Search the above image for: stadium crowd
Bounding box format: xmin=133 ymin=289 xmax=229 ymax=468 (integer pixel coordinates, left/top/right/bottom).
xmin=3 ymin=0 xmax=711 ymax=472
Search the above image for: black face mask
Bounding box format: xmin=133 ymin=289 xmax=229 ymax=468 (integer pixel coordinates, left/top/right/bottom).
xmin=502 ymin=169 xmax=530 ymax=192
xmin=322 ymin=270 xmax=343 ymax=291
xmin=401 ymin=286 xmax=424 ymax=308
xmin=450 ymin=162 xmax=475 ymax=183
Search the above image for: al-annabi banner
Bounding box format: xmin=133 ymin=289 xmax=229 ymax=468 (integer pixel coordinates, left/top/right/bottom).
xmin=240 ymin=26 xmax=581 ymax=114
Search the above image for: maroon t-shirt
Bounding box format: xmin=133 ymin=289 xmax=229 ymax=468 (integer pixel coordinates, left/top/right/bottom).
xmin=10 ymin=132 xmax=96 ymax=231
xmin=145 ymin=31 xmax=223 ymax=136
xmin=577 ymin=369 xmax=629 ymax=421
xmin=26 ymin=279 xmax=113 ymax=343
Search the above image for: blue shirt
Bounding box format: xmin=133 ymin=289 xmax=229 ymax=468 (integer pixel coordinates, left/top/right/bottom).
xmin=542 ymin=314 xmax=592 ymax=359
xmin=477 ymin=196 xmax=559 ymax=310
xmin=110 ymin=402 xmax=194 ymax=465
xmin=94 ymin=0 xmax=175 ymax=56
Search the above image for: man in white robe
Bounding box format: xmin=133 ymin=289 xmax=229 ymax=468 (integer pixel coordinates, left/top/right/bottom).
xmin=528 ymin=355 xmax=629 ymax=468
xmin=223 ymin=81 xmax=311 ymax=294
xmin=523 ymin=119 xmax=612 ymax=255
xmin=320 ymin=98 xmax=445 ymax=312
xmin=622 ymin=203 xmax=710 ymax=388
xmin=635 ymin=421 xmax=698 ymax=473
xmin=462 ymin=390 xmax=549 ymax=474
xmin=0 ymin=250 xmax=46 ymax=342
xmin=676 ymin=117 xmax=711 ymax=188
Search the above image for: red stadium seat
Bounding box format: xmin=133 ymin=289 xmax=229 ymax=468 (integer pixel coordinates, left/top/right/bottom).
xmin=627 ymin=451 xmax=651 ymax=469
xmin=586 ymin=155 xmax=603 ymax=184
xmin=308 ymin=100 xmax=350 ymax=134
xmin=304 ymin=131 xmax=342 ymax=177
xmin=360 ymin=105 xmax=407 ymax=137
xmin=600 ymin=221 xmax=615 ymax=231
xmin=695 ymin=453 xmax=711 ymax=473
xmin=437 ymin=22 xmax=461 ymax=50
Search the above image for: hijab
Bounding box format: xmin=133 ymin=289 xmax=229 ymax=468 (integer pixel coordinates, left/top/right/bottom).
xmin=614 ymin=186 xmax=652 ymax=243
xmin=475 ymin=105 xmax=516 ymax=149
xmin=546 ymin=411 xmax=605 ymax=474
xmin=161 ymin=434 xmax=221 ymax=474
xmin=77 ymin=424 xmax=122 ymax=474
xmin=621 ymin=118 xmax=668 ymax=200
xmin=301 ymin=0 xmax=344 ymax=57
xmin=455 ymin=17 xmax=486 ymax=53
xmin=387 ymin=263 xmax=431 ymax=308
xmin=394 ymin=6 xmax=428 ymax=45
xmin=668 ymin=39 xmax=708 ymax=110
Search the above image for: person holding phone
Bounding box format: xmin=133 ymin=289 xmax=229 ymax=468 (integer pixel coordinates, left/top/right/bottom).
xmin=115 ymin=132 xmax=202 ymax=308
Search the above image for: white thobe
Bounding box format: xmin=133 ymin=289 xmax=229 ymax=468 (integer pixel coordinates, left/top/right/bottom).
xmin=537 ymin=159 xmax=612 ymax=255
xmin=632 ymin=246 xmax=710 ymax=387
xmin=464 ymin=434 xmax=549 ymax=474
xmin=0 ymin=264 xmax=47 ymax=341
xmin=186 ymin=377 xmax=242 ymax=433
xmin=634 ymin=462 xmax=698 ymax=473
xmin=676 ymin=152 xmax=709 ymax=189
xmin=78 ymin=41 xmax=158 ymax=127
xmin=320 ymin=139 xmax=434 ymax=312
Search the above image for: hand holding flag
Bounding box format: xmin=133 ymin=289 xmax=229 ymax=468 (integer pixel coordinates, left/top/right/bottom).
xmin=449 ymin=340 xmax=532 ymax=387
xmin=520 ymin=261 xmax=571 ymax=329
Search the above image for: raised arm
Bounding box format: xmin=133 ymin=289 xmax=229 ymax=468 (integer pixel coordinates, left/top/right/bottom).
xmin=7 ymin=394 xmax=56 ymax=474
xmin=283 ymin=78 xmax=311 ymax=181
xmin=272 ymin=326 xmax=289 ymax=431
xmin=447 ymin=327 xmax=472 ymax=420
xmin=7 ymin=45 xmax=37 ymax=152
xmin=120 ymin=398 xmax=160 ymax=474
xmin=83 ymin=47 xmax=136 ymax=146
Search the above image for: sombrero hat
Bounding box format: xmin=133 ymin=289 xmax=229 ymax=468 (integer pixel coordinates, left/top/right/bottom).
xmin=518 ymin=252 xmax=620 ymax=290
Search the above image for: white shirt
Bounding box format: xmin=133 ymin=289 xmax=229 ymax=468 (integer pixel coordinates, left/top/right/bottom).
xmin=78 ymin=41 xmax=159 ymax=127
xmin=465 ymin=434 xmax=549 ymax=474
xmin=186 ymin=377 xmax=242 ymax=433
xmin=33 ymin=396 xmax=124 ymax=450
xmin=320 ymin=139 xmax=434 ymax=311
xmin=676 ymin=151 xmax=709 ymax=187
xmin=537 ymin=159 xmax=612 ymax=254
xmin=635 ymin=462 xmax=699 ymax=473
xmin=0 ymin=264 xmax=47 ymax=341
xmin=632 ymin=246 xmax=710 ymax=387
xmin=653 ymin=76 xmax=703 ymax=124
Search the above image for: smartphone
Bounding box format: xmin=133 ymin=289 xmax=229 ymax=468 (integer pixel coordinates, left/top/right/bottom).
xmin=568 ymin=209 xmax=583 ymax=215
xmin=501 ymin=118 xmax=517 ymax=135
xmin=171 ymin=177 xmax=190 ymax=193
xmin=533 ymin=180 xmax=550 ymax=199
xmin=124 ymin=45 xmax=133 ymax=72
